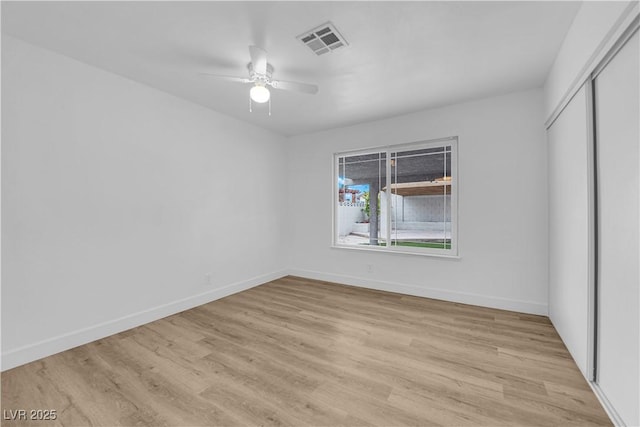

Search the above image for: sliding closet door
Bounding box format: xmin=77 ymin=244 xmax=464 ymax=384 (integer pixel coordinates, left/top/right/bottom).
xmin=594 ymin=29 xmax=639 ymax=427
xmin=547 ymin=85 xmax=590 ymax=376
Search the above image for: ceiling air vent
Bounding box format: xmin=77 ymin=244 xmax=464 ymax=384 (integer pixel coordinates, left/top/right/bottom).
xmin=297 ymin=21 xmax=348 ymax=56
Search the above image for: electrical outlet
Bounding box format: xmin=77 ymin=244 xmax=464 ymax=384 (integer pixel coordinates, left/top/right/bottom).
xmin=366 ymin=264 xmax=373 ymax=273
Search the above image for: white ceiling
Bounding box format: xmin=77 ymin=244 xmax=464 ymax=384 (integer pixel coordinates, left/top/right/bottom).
xmin=2 ymin=1 xmax=581 ymax=136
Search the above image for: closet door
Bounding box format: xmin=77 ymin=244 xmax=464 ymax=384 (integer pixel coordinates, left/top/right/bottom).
xmin=594 ymin=29 xmax=639 ymax=427
xmin=547 ymin=85 xmax=590 ymax=376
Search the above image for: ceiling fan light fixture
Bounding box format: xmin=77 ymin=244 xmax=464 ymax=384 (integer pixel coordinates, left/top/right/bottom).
xmin=250 ymin=84 xmax=270 ymax=103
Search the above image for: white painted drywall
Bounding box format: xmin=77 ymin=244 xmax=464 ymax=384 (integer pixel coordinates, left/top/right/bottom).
xmin=1 ymin=36 xmax=287 ymax=370
xmin=286 ymin=89 xmax=548 ymax=315
xmin=544 ymin=1 xmax=634 ymax=119
xmin=547 ymin=85 xmax=590 ymax=376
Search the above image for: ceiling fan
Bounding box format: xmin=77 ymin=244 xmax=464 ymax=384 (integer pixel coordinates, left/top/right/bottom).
xmin=200 ymin=46 xmax=318 ymax=114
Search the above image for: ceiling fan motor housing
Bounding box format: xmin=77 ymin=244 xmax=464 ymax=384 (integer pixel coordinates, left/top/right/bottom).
xmin=248 ymin=62 xmax=274 ymax=85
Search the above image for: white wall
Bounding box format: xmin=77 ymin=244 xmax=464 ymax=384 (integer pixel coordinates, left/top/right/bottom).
xmin=401 ymin=195 xmax=451 ymax=222
xmin=337 ymin=204 xmax=364 ymax=237
xmin=1 ymin=36 xmax=287 ymax=370
xmin=544 ymin=1 xmax=635 ymax=119
xmin=286 ymin=89 xmax=548 ymax=315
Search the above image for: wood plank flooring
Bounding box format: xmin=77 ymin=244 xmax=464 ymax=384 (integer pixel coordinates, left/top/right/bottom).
xmin=1 ymin=276 xmax=611 ymax=426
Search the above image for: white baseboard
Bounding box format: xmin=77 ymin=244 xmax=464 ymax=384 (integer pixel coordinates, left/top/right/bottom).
xmin=589 ymin=382 xmax=626 ymax=426
xmin=287 ymin=268 xmax=548 ymax=316
xmin=547 ymin=317 xmax=625 ymax=427
xmin=1 ymin=270 xmax=287 ymax=372
xmin=1 ymin=268 xmax=548 ymax=371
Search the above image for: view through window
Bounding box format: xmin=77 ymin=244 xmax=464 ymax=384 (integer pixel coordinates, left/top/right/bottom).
xmin=334 ymin=137 xmax=457 ymax=256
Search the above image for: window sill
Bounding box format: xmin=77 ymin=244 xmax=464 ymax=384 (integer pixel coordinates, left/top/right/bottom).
xmin=331 ymin=244 xmax=461 ymax=259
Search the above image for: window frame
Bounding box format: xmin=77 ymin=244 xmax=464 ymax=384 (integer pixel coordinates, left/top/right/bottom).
xmin=332 ymin=136 xmax=459 ymax=257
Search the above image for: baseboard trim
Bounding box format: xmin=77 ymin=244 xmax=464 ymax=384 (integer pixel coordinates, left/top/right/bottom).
xmin=1 ymin=270 xmax=287 ymax=372
xmin=287 ymin=269 xmax=548 ymax=316
xmin=589 ymin=382 xmax=626 ymax=426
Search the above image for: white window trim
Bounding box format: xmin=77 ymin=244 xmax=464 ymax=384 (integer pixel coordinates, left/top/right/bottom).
xmin=332 ymin=136 xmax=459 ymax=257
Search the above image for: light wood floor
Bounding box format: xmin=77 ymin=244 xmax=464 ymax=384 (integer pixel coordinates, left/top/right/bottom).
xmin=2 ymin=276 xmax=611 ymax=426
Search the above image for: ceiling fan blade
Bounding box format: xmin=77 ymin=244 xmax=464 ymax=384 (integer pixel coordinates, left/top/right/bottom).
xmin=198 ymin=73 xmax=252 ymax=84
xmin=270 ymin=79 xmax=319 ymax=94
xmin=249 ymin=45 xmax=268 ymax=75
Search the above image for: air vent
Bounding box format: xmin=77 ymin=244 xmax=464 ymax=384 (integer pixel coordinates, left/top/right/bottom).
xmin=297 ymin=21 xmax=348 ymax=56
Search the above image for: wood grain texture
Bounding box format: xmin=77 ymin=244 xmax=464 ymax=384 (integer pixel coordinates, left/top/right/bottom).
xmin=1 ymin=276 xmax=611 ymax=426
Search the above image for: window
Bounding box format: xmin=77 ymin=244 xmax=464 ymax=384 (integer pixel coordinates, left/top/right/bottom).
xmin=334 ymin=137 xmax=458 ymax=256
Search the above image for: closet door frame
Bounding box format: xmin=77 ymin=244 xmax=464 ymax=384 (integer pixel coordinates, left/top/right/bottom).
xmin=585 ymin=76 xmax=597 ymax=382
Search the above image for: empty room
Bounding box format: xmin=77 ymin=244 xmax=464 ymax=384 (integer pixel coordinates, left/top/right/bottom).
xmin=1 ymin=1 xmax=639 ymax=426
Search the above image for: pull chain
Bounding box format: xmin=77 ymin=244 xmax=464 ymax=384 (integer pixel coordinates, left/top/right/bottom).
xmin=248 ymin=91 xmax=271 ymax=116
